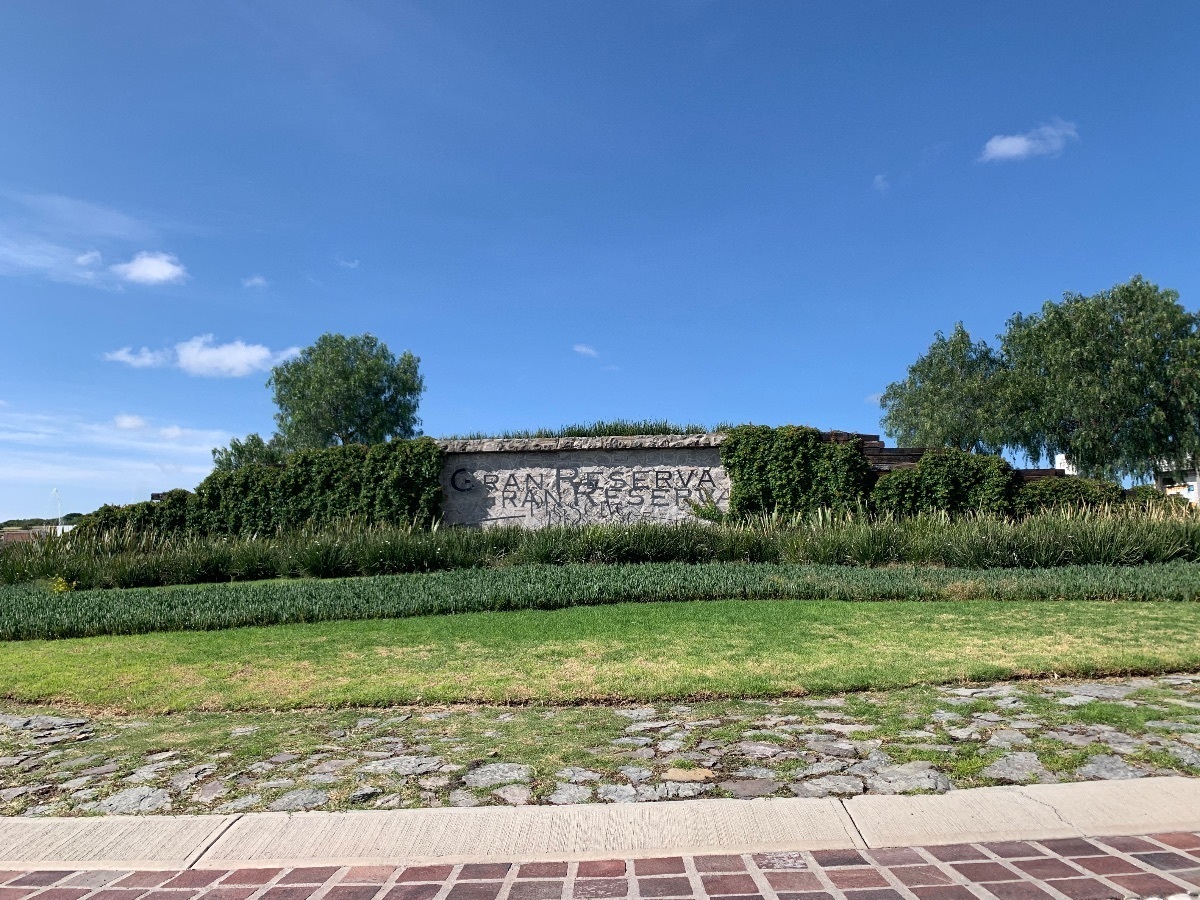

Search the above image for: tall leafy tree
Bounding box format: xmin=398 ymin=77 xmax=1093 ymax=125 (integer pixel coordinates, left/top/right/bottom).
xmin=1000 ymin=276 xmax=1200 ymax=480
xmin=211 ymin=432 xmax=288 ymax=472
xmin=879 ymin=323 xmax=1005 ymax=452
xmin=269 ymin=333 xmax=425 ymax=448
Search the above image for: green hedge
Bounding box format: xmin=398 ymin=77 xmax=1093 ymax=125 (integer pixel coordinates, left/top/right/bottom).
xmin=4 ymin=560 xmax=1200 ymax=641
xmin=872 ymin=449 xmax=1017 ymax=517
xmin=1014 ymin=476 xmax=1125 ymax=514
xmin=721 ymin=426 xmax=873 ymax=518
xmin=81 ymin=438 xmax=444 ymax=535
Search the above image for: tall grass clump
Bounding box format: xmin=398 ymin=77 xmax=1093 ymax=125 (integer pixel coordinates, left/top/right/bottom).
xmin=5 ymin=503 xmax=1200 ymax=591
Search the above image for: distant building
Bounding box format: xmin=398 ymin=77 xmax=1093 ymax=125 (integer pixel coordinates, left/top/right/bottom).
xmin=1156 ymin=467 xmax=1200 ymax=504
xmin=1053 ymin=453 xmax=1078 ymax=476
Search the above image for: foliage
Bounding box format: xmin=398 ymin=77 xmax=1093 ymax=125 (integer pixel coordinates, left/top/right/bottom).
xmin=74 ymin=438 xmax=444 ymax=539
xmin=721 ymin=425 xmax=874 ymax=518
xmin=4 ymin=560 xmax=1200 ymax=641
xmin=880 ymin=277 xmax=1200 ymax=481
xmin=880 ymin=323 xmax=1006 ymax=453
xmin=1014 ymin=477 xmax=1125 ymax=514
xmin=211 ymin=432 xmax=288 ymax=473
xmin=871 ymin=449 xmax=1017 ymax=517
xmin=270 ymin=333 xmax=424 ymax=448
xmin=1002 ymin=276 xmax=1200 ymax=480
xmin=80 ymin=489 xmax=196 ymax=535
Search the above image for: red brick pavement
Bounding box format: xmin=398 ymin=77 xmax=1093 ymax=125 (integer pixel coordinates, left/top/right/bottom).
xmin=1 ymin=833 xmax=1198 ymax=900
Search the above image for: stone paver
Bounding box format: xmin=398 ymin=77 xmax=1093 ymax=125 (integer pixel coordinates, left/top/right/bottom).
xmin=0 ymin=832 xmax=1197 ymax=900
xmin=3 ymin=674 xmax=1200 ymax=816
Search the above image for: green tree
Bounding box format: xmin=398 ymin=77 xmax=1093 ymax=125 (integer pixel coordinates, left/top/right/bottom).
xmin=211 ymin=432 xmax=288 ymax=473
xmin=1000 ymin=275 xmax=1200 ymax=480
xmin=269 ymin=333 xmax=424 ymax=448
xmin=879 ymin=323 xmax=1005 ymax=452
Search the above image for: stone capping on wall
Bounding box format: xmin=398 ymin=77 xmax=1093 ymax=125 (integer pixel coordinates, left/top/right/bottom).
xmin=435 ymin=433 xmax=726 ymax=453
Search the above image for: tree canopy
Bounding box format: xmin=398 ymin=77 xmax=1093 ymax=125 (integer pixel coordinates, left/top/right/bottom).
xmin=269 ymin=333 xmax=424 ymax=448
xmin=212 ymin=333 xmax=424 ymax=470
xmin=210 ymin=432 xmax=288 ymax=473
xmin=879 ymin=323 xmax=1005 ymax=454
xmin=879 ymin=276 xmax=1200 ymax=481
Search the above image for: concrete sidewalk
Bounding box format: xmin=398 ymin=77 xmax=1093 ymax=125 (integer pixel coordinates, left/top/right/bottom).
xmin=1 ymin=778 xmax=1199 ymax=870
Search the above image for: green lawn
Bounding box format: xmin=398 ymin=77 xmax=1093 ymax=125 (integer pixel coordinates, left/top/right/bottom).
xmin=3 ymin=599 xmax=1199 ymax=712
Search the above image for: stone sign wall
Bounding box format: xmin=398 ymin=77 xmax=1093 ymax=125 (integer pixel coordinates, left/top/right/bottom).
xmin=437 ymin=435 xmax=730 ymax=528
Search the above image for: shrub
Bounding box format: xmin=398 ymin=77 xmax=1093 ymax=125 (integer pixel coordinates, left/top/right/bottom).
xmin=1014 ymin=476 xmax=1125 ymax=514
xmin=82 ymin=438 xmax=445 ymax=537
xmin=1125 ymin=484 xmax=1192 ymax=508
xmin=721 ymin=426 xmax=873 ymax=519
xmin=872 ymin=449 xmax=1017 ymax=517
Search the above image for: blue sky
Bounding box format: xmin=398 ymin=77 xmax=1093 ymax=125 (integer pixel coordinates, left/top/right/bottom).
xmin=2 ymin=1 xmax=1199 ymax=519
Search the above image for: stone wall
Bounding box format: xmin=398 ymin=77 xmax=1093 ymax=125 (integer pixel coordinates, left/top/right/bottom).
xmin=436 ymin=432 xmax=1064 ymax=528
xmin=437 ymin=435 xmax=730 ymax=528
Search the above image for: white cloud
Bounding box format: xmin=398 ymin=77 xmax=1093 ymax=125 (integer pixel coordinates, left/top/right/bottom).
xmin=158 ymin=425 xmax=185 ymax=440
xmin=104 ymin=346 xmax=171 ymax=368
xmin=113 ymin=413 xmax=147 ymax=430
xmin=872 ymin=174 xmax=890 ymax=193
xmin=335 ymin=255 xmax=360 ymax=269
xmin=241 ymin=274 xmax=268 ymax=288
xmin=174 ymin=334 xmax=299 ymax=377
xmin=979 ymin=119 xmax=1078 ymax=162
xmin=104 ymin=335 xmax=298 ymax=377
xmin=110 ymin=251 xmax=188 ymax=285
xmin=75 ymin=250 xmax=102 ymax=267
xmin=865 ymin=392 xmax=883 ymax=405
xmin=573 ymin=343 xmax=599 ymax=358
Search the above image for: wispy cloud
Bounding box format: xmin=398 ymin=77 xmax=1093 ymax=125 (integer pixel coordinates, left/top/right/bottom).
xmin=103 ymin=346 xmax=172 ymax=369
xmin=0 ymin=406 xmax=227 ymax=518
xmin=335 ymin=255 xmax=360 ymax=269
xmin=105 ymin=335 xmax=300 ymax=378
xmin=872 ymin=174 xmax=890 ymax=193
xmin=0 ymin=192 xmax=176 ymax=287
xmin=865 ymin=392 xmax=883 ymax=405
xmin=979 ymin=118 xmax=1078 ymax=162
xmin=110 ymin=251 xmax=188 ymax=285
xmin=8 ymin=193 xmax=153 ymax=241
xmin=572 ymin=343 xmax=599 ymax=358
xmin=241 ymin=274 xmax=268 ymax=288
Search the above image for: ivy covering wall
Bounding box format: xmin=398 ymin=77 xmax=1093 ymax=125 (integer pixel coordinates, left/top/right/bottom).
xmin=719 ymin=425 xmax=874 ymax=518
xmin=82 ymin=438 xmax=444 ymax=535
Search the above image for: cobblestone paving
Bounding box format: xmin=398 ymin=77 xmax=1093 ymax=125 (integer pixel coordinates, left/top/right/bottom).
xmin=1 ymin=833 xmax=1199 ymax=900
xmin=2 ymin=675 xmax=1199 ymax=816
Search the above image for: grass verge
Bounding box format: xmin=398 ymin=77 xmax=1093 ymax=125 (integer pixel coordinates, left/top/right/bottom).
xmin=5 ymin=562 xmax=1200 ymax=641
xmin=2 ymin=599 xmax=1199 ymax=712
